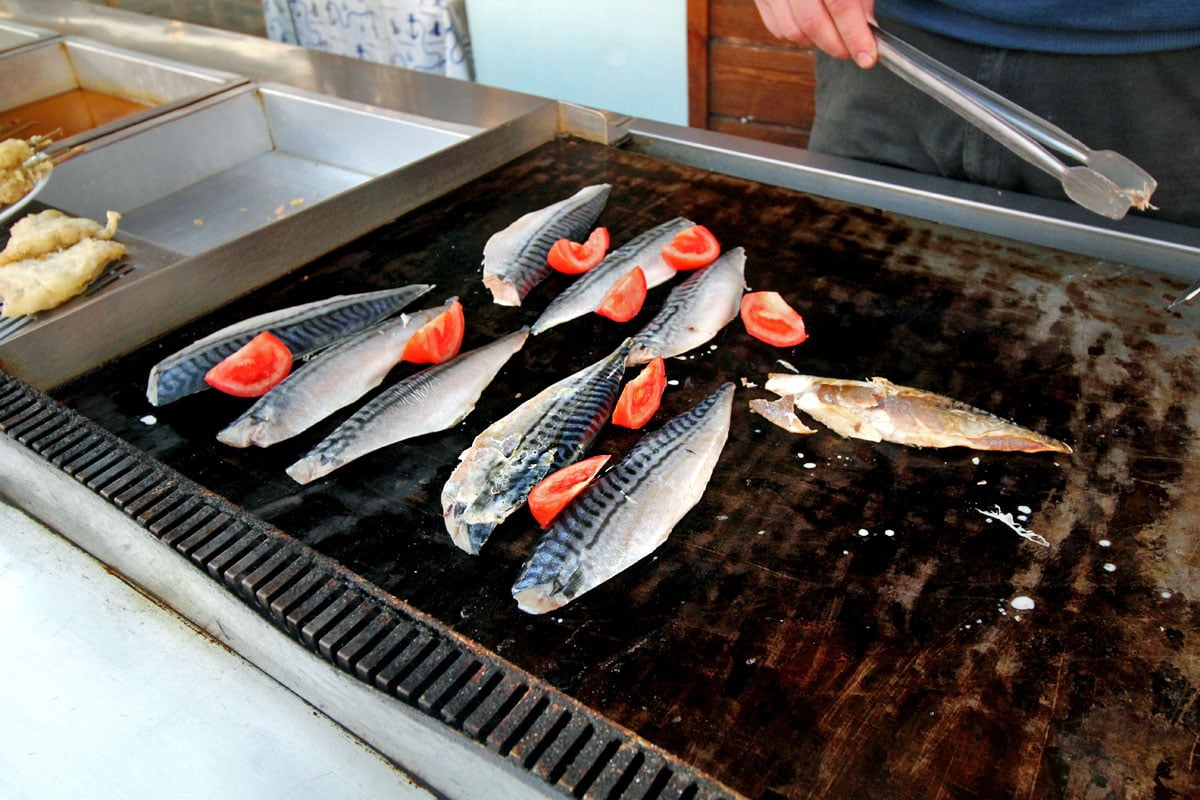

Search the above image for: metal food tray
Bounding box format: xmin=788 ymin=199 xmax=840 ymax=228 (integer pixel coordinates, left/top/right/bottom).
xmin=0 ymin=87 xmax=529 ymax=391
xmin=41 ymin=82 xmax=477 ymax=256
xmin=0 ymin=19 xmax=56 ymax=53
xmin=0 ymin=36 xmax=242 ymax=150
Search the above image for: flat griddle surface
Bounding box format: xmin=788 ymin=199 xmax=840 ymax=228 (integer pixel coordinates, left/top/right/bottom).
xmin=56 ymin=138 xmax=1200 ymax=799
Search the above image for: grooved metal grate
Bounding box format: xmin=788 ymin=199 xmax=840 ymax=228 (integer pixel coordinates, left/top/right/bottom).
xmin=0 ymin=372 xmax=736 ymax=800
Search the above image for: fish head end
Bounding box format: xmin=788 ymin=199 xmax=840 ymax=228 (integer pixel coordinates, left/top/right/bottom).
xmin=443 ymin=503 xmax=494 ymax=555
xmin=285 ymin=459 xmax=320 ymax=485
xmin=482 ymin=274 xmax=522 ymax=307
xmin=513 ymin=584 xmax=564 ymax=615
xmin=215 ymin=420 xmax=258 ymax=448
xmin=145 ymin=373 xmax=162 ymax=406
xmin=466 ymin=522 xmax=497 ymax=555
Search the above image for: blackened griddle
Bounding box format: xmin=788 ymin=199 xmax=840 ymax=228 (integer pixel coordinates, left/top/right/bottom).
xmin=20 ymin=136 xmax=1200 ymax=799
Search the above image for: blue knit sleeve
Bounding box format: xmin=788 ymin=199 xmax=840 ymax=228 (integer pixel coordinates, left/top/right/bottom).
xmin=875 ymin=0 xmax=1200 ymax=54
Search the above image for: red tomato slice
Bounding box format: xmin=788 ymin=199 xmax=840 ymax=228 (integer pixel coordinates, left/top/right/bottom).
xmin=204 ymin=331 xmax=293 ymax=397
xmin=740 ymin=291 xmax=809 ymax=347
xmin=528 ymin=454 xmax=611 ymax=528
xmin=595 ymin=266 xmax=647 ymax=322
xmin=402 ymin=300 xmax=465 ymax=364
xmin=547 ymin=227 xmax=610 ymax=274
xmin=612 ymin=356 xmax=666 ymax=429
xmin=661 ymin=225 xmax=720 ymax=271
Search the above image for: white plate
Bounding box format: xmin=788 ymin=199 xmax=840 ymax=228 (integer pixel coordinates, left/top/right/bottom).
xmin=0 ymin=172 xmax=50 ymax=227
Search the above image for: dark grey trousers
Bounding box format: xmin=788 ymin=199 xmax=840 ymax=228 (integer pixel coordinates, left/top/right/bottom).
xmin=810 ymin=18 xmax=1200 ymax=226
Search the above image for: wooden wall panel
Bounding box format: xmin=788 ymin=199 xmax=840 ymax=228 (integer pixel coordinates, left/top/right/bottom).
xmin=708 ymin=41 xmax=815 ymax=128
xmin=710 ymin=0 xmax=779 ymax=42
xmin=690 ymin=0 xmax=818 ymax=148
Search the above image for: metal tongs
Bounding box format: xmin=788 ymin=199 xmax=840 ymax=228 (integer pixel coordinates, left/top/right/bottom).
xmin=871 ymin=23 xmax=1157 ymax=221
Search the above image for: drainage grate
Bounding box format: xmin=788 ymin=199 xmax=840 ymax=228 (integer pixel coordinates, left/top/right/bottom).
xmin=0 ymin=371 xmax=737 ymax=800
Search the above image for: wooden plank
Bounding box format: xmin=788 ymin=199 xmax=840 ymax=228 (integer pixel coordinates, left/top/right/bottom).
xmin=686 ymin=0 xmax=711 ymax=128
xmin=707 ymin=40 xmax=816 ymax=128
xmin=708 ymin=116 xmax=810 ymax=149
xmin=710 ymin=0 xmax=804 ymax=45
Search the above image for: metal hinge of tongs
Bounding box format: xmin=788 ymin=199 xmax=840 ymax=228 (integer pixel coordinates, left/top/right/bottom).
xmin=871 ymin=23 xmax=1158 ymax=222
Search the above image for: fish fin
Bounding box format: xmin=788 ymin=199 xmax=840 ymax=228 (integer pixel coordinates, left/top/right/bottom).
xmin=968 ymin=431 xmax=1073 ymax=454
xmin=749 ymin=396 xmax=818 ymax=435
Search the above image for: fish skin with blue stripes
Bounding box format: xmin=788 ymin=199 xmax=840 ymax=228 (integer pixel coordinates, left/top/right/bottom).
xmin=145 ymin=284 xmax=433 ymax=406
xmin=626 ymin=247 xmax=745 ymax=365
xmin=512 ymin=381 xmax=735 ymax=615
xmin=285 ymin=328 xmax=529 ymax=484
xmin=441 ymin=338 xmax=632 ymax=555
xmin=481 ymin=183 xmax=610 ymax=307
xmin=531 ymin=216 xmax=694 ymax=335
xmin=215 ymin=299 xmax=453 ymax=449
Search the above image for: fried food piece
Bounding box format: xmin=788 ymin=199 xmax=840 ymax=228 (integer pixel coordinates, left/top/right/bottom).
xmin=0 ymin=137 xmax=52 ymax=206
xmin=0 ymin=209 xmax=120 ymax=267
xmin=0 ymin=209 xmax=125 ymax=317
xmin=0 ymin=237 xmax=126 ymax=317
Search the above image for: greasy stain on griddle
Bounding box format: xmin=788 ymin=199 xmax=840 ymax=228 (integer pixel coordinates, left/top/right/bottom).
xmin=55 ymin=137 xmax=1200 ymax=799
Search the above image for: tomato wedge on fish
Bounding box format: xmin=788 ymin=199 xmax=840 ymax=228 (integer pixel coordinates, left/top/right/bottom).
xmin=661 ymin=225 xmax=720 ymax=271
xmin=548 ymin=227 xmax=610 ymax=274
xmin=403 ymin=299 xmax=465 ymax=364
xmin=528 ymin=454 xmax=611 ymax=528
xmin=612 ymin=356 xmax=666 ymax=429
xmin=204 ymin=331 xmax=293 ymax=397
xmin=740 ymin=291 xmax=809 ymax=347
xmin=595 ymin=266 xmax=647 ymax=322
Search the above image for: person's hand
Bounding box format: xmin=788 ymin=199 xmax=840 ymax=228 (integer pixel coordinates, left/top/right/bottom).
xmin=753 ymin=0 xmax=878 ymax=67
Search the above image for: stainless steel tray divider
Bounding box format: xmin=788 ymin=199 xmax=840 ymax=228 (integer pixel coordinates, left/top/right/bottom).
xmin=0 ymin=19 xmax=57 ymax=53
xmin=40 ymin=82 xmax=481 ymax=256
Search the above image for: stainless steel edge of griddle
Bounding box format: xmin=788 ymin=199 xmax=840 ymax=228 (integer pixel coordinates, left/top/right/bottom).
xmin=0 ymin=370 xmax=742 ymax=800
xmin=621 ymin=118 xmax=1200 ymax=290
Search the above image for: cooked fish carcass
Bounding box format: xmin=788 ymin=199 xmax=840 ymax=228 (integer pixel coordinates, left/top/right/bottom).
xmin=761 ymin=374 xmax=1072 ymax=454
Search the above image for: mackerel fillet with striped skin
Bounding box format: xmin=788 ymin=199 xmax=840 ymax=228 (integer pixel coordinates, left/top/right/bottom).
xmin=441 ymin=339 xmax=632 ymax=555
xmin=761 ymin=374 xmax=1073 ymax=454
xmin=531 ymin=217 xmax=694 ymax=335
xmin=482 ymin=183 xmax=610 ymax=306
xmin=146 ymin=284 xmax=433 ymax=406
xmin=627 ymin=247 xmax=745 ymax=365
xmin=216 ymin=300 xmax=451 ymax=448
xmin=286 ymin=328 xmax=529 ymax=484
xmin=513 ymin=382 xmax=735 ymax=615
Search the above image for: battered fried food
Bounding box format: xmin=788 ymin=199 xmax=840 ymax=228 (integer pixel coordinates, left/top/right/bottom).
xmin=0 ymin=209 xmax=126 ymax=317
xmin=0 ymin=137 xmax=53 ymax=207
xmin=0 ymin=209 xmax=120 ymax=266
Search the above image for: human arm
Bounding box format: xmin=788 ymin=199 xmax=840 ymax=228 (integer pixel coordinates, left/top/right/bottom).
xmin=752 ymin=0 xmax=879 ymax=66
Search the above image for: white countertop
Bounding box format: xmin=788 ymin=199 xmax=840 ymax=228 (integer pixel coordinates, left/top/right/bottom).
xmin=0 ymin=501 xmax=434 ymax=800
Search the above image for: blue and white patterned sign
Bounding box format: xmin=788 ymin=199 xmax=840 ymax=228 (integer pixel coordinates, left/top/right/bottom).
xmin=263 ymin=0 xmax=473 ymax=79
